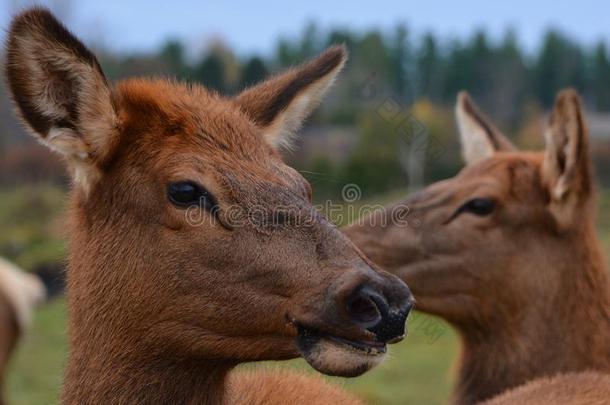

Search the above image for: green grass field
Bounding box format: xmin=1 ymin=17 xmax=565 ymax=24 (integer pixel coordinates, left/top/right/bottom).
xmin=2 ymin=186 xmax=610 ymax=404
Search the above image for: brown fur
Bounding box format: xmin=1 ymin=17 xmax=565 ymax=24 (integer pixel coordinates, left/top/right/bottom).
xmin=227 ymin=369 xmax=362 ymax=404
xmin=345 ymin=90 xmax=610 ymax=404
xmin=482 ymin=372 xmax=610 ymax=405
xmin=0 ymin=293 xmax=19 ymax=405
xmin=5 ymin=8 xmax=412 ymax=404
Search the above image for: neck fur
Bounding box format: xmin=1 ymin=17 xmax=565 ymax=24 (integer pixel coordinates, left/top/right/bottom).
xmin=62 ymin=330 xmax=232 ymax=404
xmin=452 ymin=229 xmax=610 ymax=405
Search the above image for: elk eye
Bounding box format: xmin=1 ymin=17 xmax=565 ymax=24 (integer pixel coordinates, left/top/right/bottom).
xmin=167 ymin=181 xmax=218 ymax=212
xmin=458 ymin=198 xmax=496 ymax=216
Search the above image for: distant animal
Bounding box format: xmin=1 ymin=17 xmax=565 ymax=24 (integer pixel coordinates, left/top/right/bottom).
xmin=0 ymin=257 xmax=46 ymax=405
xmin=481 ymin=371 xmax=610 ymax=405
xmin=5 ymin=8 xmax=413 ymax=404
xmin=345 ymin=89 xmax=610 ymax=404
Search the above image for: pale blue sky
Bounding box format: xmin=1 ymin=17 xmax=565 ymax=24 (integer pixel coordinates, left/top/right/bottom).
xmin=2 ymin=0 xmax=609 ymax=56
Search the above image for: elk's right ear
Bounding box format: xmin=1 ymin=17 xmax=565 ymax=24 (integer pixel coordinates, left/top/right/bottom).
xmin=455 ymin=91 xmax=516 ymax=165
xmin=5 ymin=8 xmax=118 ymax=190
xmin=542 ymin=89 xmax=592 ymax=229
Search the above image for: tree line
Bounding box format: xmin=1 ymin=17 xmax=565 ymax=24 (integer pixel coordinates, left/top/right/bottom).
xmin=3 ymin=22 xmax=610 ymax=194
xmin=96 ymin=23 xmax=610 ymax=130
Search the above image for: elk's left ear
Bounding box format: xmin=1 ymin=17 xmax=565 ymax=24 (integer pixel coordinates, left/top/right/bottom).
xmin=455 ymin=91 xmax=516 ymax=165
xmin=235 ymin=46 xmax=347 ymax=149
xmin=542 ymin=89 xmax=593 ymax=228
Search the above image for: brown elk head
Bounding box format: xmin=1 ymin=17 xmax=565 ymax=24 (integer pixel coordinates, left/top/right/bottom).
xmin=345 ymin=89 xmax=595 ymax=330
xmin=5 ymin=8 xmax=413 ymax=379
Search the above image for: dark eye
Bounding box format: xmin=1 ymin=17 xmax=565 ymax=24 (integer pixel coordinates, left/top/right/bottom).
xmin=457 ymin=198 xmax=496 ymax=217
xmin=167 ymin=181 xmax=218 ymax=212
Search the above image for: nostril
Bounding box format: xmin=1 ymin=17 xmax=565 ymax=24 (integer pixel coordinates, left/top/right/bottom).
xmin=347 ymin=296 xmax=379 ymax=323
xmin=368 ymin=292 xmax=390 ymax=319
xmin=345 ymin=287 xmax=386 ymax=329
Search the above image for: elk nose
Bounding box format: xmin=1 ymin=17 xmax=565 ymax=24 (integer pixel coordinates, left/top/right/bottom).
xmin=346 ymin=286 xmax=387 ymax=329
xmin=345 ymin=284 xmax=414 ymax=343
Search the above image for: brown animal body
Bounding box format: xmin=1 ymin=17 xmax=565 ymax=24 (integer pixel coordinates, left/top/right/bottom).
xmin=5 ymin=8 xmax=413 ymax=405
xmin=0 ymin=258 xmax=46 ymax=405
xmin=345 ymin=90 xmax=610 ymax=404
xmin=227 ymin=369 xmax=363 ymax=404
xmin=481 ymin=372 xmax=610 ymax=405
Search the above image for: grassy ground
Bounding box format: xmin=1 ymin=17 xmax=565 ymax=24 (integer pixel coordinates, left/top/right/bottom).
xmin=2 ymin=185 xmax=610 ymax=404
xmin=0 ymin=185 xmax=66 ymax=270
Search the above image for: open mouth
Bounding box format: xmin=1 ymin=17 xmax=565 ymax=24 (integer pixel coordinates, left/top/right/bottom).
xmin=296 ymin=324 xmax=386 ymax=356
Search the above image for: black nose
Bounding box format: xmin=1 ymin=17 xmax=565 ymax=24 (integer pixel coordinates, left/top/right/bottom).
xmin=346 ymin=286 xmax=388 ymax=329
xmin=369 ymin=299 xmax=413 ymax=343
xmin=345 ymin=285 xmax=413 ymax=343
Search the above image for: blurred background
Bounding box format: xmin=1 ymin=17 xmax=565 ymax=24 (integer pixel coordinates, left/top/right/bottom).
xmin=1 ymin=0 xmax=610 ymax=404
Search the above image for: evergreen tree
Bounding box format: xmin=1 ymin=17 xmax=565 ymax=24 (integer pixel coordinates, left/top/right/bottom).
xmin=535 ymin=30 xmax=586 ymax=106
xmin=469 ymin=30 xmax=493 ymax=99
xmin=442 ymin=39 xmax=472 ymax=100
xmin=415 ymin=32 xmax=442 ymax=101
xmin=276 ymin=37 xmax=300 ymax=67
xmin=490 ymin=29 xmax=528 ymax=127
xmin=239 ymin=57 xmax=269 ymax=90
xmin=300 ymin=21 xmax=321 ymax=59
xmin=390 ymin=23 xmax=412 ymax=101
xmin=193 ymin=53 xmax=226 ymax=92
xmin=159 ymin=40 xmax=187 ymax=79
xmin=592 ymin=41 xmax=610 ymax=110
xmin=326 ymin=29 xmax=355 ymax=49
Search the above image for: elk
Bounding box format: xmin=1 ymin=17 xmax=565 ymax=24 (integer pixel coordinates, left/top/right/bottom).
xmin=0 ymin=257 xmax=46 ymax=405
xmin=5 ymin=8 xmax=414 ymax=404
xmin=345 ymin=89 xmax=610 ymax=404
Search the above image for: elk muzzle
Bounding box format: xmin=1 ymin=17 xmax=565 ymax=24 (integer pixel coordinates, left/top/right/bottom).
xmin=293 ymin=267 xmax=413 ymax=377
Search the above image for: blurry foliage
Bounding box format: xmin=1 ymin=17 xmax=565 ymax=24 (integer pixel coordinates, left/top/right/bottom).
xmin=193 ymin=53 xmax=227 ymax=92
xmin=239 ymin=56 xmax=269 ymax=90
xmin=534 ymin=31 xmax=586 ymax=106
xmin=410 ymin=100 xmax=460 ymax=182
xmin=3 ymin=22 xmax=610 ymax=194
xmin=340 ymin=111 xmax=405 ymax=193
xmin=592 ymin=41 xmax=610 ymax=110
xmin=0 ymin=143 xmax=66 ymax=186
xmin=0 ymin=186 xmax=66 ymax=269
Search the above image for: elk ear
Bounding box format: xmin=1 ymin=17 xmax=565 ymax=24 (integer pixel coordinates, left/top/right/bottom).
xmin=5 ymin=8 xmax=118 ymax=190
xmin=235 ymin=46 xmax=347 ymax=150
xmin=542 ymin=89 xmax=592 ymax=228
xmin=455 ymin=91 xmax=516 ymax=165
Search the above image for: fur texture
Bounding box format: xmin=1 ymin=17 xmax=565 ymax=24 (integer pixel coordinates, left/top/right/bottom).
xmin=5 ymin=8 xmax=118 ymax=192
xmin=235 ymin=45 xmax=346 ymax=150
xmin=227 ymin=369 xmax=362 ymax=404
xmin=345 ymin=90 xmax=610 ymax=404
xmin=481 ymin=372 xmax=610 ymax=405
xmin=456 ymin=91 xmax=516 ymax=164
xmin=5 ymin=8 xmax=412 ymax=404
